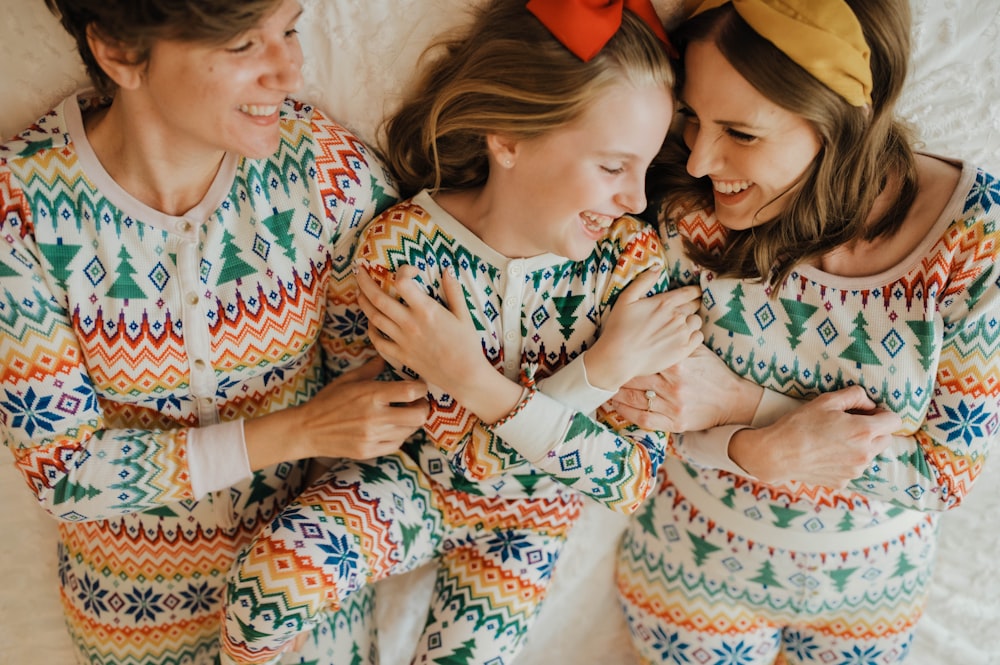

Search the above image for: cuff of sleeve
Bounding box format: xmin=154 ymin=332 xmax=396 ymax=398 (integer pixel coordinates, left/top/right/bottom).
xmin=676 ymin=425 xmax=754 ymax=477
xmin=490 ymin=390 xmax=571 ymax=464
xmin=187 ymin=420 xmax=253 ymax=499
xmin=536 ymin=354 xmax=615 ymax=414
xmin=751 ymin=389 xmax=802 ymax=427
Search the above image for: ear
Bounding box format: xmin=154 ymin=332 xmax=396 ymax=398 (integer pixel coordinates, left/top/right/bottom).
xmin=86 ymin=24 xmax=145 ymax=91
xmin=485 ymin=133 xmax=520 ymax=169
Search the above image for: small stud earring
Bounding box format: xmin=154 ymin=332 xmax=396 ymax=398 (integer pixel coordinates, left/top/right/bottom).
xmin=504 ymin=159 xmax=513 ymax=168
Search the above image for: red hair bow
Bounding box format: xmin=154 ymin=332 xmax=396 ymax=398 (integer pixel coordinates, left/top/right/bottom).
xmin=526 ymin=0 xmax=674 ymax=62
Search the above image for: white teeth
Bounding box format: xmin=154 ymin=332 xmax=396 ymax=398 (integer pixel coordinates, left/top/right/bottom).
xmin=239 ymin=104 xmax=279 ymax=117
xmin=714 ymin=180 xmax=752 ymax=194
xmin=582 ymin=211 xmax=612 ymax=231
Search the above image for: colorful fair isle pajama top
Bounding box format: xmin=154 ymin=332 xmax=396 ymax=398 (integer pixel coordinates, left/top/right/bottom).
xmin=221 ymin=191 xmax=678 ymax=664
xmin=0 ymin=93 xmax=397 ymax=665
xmin=617 ymin=161 xmax=1000 ymax=664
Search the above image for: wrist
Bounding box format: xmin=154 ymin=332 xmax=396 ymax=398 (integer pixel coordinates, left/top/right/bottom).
xmin=244 ymin=407 xmax=309 ymax=470
xmin=581 ymin=347 xmax=626 ymax=392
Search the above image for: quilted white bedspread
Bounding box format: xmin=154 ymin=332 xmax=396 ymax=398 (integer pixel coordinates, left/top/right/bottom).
xmin=1 ymin=0 xmax=999 ymax=663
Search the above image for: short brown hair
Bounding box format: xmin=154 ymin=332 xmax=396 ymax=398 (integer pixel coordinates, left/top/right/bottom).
xmin=380 ymin=0 xmax=675 ymax=199
xmin=45 ymin=0 xmax=286 ymax=96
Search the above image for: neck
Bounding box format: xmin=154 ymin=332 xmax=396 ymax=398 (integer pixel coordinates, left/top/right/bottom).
xmin=84 ymin=96 xmax=225 ymax=216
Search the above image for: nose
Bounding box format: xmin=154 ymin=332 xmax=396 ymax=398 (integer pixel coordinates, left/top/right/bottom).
xmin=262 ymin=38 xmax=304 ymax=93
xmin=615 ymin=170 xmax=648 ymax=215
xmin=683 ymin=122 xmax=718 ymax=179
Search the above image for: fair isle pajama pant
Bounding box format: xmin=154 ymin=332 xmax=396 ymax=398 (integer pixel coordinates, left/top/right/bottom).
xmin=222 ymin=447 xmax=581 ymax=664
xmin=616 ymin=468 xmax=938 ymax=665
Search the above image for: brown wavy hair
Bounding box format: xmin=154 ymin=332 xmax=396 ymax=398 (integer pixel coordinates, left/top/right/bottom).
xmin=648 ymin=0 xmax=917 ymax=287
xmin=379 ymin=0 xmax=675 ymax=199
xmin=45 ymin=0 xmax=285 ymax=96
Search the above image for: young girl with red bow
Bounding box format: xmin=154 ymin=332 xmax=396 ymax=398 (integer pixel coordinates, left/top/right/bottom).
xmin=219 ymin=0 xmax=715 ymax=662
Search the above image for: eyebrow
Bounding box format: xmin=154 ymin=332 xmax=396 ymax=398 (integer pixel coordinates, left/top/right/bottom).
xmin=677 ymin=100 xmax=765 ymax=132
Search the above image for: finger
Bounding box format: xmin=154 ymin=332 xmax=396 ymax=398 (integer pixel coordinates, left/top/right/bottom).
xmin=817 ymin=384 xmax=876 ymax=412
xmin=334 ymin=356 xmax=386 ymax=385
xmin=356 ymin=267 xmax=408 ymax=329
xmin=617 ymin=269 xmax=661 ymax=306
xmin=863 ymin=408 xmax=905 ymax=434
xmin=379 ymin=380 xmax=430 ymax=405
xmin=358 ymin=280 xmax=409 ymax=343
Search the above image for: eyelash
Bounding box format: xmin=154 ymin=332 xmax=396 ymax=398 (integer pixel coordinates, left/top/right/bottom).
xmin=678 ymin=107 xmax=758 ymax=144
xmin=602 ymin=166 xmax=625 ymax=175
xmin=227 ymin=28 xmax=299 ymax=53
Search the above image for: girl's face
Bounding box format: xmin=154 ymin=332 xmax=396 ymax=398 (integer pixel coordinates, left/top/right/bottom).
xmin=680 ymin=39 xmax=822 ymax=230
xmin=491 ymin=81 xmax=673 ymax=261
xmin=131 ymin=0 xmax=304 ymax=161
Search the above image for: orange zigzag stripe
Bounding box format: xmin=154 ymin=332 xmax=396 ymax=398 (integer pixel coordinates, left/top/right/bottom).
xmin=61 ymin=521 xmax=245 ymax=577
xmin=437 ymin=486 xmax=580 ymax=534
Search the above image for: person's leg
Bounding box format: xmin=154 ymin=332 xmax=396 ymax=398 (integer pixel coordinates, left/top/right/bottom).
xmin=616 ymin=476 xmax=784 ymax=665
xmin=278 ymin=583 xmax=379 ymax=665
xmin=409 ymin=487 xmax=581 ymax=664
xmin=222 ymin=451 xmax=443 ymax=664
xmin=778 ymin=519 xmax=938 ymax=665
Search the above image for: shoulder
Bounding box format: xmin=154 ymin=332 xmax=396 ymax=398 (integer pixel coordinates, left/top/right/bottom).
xmin=275 ymin=98 xmax=398 ymax=212
xmin=0 ymin=100 xmax=73 ymax=166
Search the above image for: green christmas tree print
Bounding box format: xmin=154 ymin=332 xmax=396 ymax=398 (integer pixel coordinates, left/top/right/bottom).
xmin=552 ymin=293 xmax=585 ymax=340
xmin=780 ymin=297 xmax=818 ymax=349
xmin=716 ymin=283 xmax=753 ymax=336
xmin=434 ymin=638 xmax=478 ymax=665
xmin=218 ymin=228 xmax=257 ymax=284
xmin=748 ymin=559 xmax=783 ymax=588
xmin=38 ymin=240 xmax=82 ymax=288
xmin=107 ymin=245 xmax=146 ymax=299
xmin=839 ymin=311 xmax=882 ymax=367
xmin=906 ymin=320 xmax=936 ymax=371
xmin=262 ymin=208 xmax=297 ymax=261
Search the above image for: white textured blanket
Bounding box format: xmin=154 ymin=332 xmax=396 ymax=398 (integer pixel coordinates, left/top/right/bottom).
xmin=1 ymin=1 xmax=998 ymax=663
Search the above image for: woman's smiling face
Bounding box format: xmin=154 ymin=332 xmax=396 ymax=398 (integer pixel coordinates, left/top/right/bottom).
xmin=679 ymin=39 xmax=822 ymax=230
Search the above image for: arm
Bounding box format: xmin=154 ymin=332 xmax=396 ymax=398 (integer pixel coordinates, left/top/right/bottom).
xmin=356 ymin=217 xmax=690 ymax=513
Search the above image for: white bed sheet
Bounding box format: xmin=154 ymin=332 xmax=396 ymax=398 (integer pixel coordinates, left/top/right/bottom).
xmin=1 ymin=0 xmax=999 ymax=663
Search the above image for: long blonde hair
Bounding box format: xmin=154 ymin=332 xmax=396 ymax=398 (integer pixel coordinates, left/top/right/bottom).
xmin=380 ymin=0 xmax=675 ymax=199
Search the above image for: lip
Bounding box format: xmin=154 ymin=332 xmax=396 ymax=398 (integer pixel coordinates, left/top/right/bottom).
xmin=712 ymin=183 xmax=753 ymax=206
xmin=580 ymin=211 xmax=613 ymax=241
xmin=238 ymin=104 xmax=281 ymax=124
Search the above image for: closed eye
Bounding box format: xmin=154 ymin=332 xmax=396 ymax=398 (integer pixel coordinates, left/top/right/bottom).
xmin=725 ymin=127 xmax=757 ymax=144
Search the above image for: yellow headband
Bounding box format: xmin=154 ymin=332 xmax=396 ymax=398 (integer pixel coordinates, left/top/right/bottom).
xmin=686 ymin=0 xmax=872 ymax=107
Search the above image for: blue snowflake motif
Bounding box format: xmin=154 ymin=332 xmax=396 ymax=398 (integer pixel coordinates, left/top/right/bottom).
xmin=179 ymin=580 xmax=216 ymax=614
xmin=330 ymin=308 xmax=369 ymax=339
xmin=837 ymin=643 xmax=883 ymax=665
xmin=123 ymin=586 xmax=164 ymax=623
xmin=486 ymin=531 xmax=531 ymax=563
xmin=535 ymin=550 xmax=558 ymax=582
xmin=318 ymin=533 xmax=360 ymax=579
xmin=2 ymin=386 xmax=61 ymax=435
xmin=649 ymin=626 xmax=691 ymax=663
xmin=77 ymin=573 xmax=109 ymax=616
xmin=711 ymin=640 xmax=755 ymax=665
xmin=940 ymin=400 xmax=989 ymax=446
xmin=965 ymin=171 xmax=1000 ymax=213
xmin=782 ymin=629 xmax=818 ymax=661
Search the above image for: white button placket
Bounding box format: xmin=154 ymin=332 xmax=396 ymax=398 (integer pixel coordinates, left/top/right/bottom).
xmin=174 ymin=218 xmax=219 ymax=427
xmin=500 ymin=260 xmax=524 ymax=379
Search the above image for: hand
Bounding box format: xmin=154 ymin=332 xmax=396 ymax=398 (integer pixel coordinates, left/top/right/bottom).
xmin=730 ymin=385 xmax=902 ymax=488
xmin=244 ymin=357 xmax=428 ymax=469
xmin=356 ymin=265 xmax=521 ymax=423
xmin=609 ymin=345 xmax=764 ymax=432
xmin=585 ymin=273 xmax=703 ymax=391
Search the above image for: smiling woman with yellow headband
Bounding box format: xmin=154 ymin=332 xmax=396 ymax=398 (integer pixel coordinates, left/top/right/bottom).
xmin=612 ymin=0 xmax=1000 ymax=663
